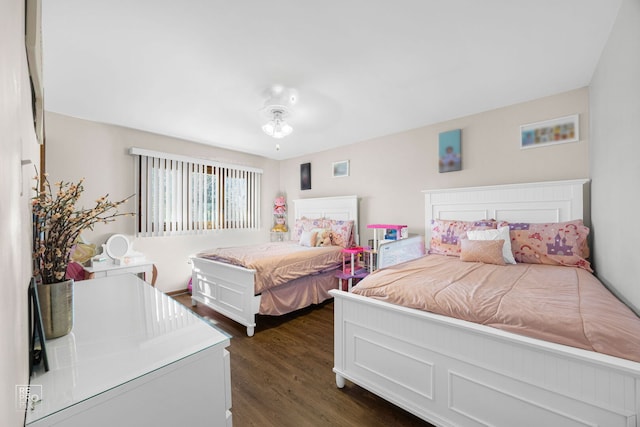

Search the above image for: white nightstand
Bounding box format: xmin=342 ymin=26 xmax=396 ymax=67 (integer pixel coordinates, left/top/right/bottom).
xmin=82 ymin=260 xmax=157 ymax=286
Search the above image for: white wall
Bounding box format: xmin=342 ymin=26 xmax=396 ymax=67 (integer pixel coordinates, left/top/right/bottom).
xmin=0 ymin=1 xmax=42 ymax=425
xmin=45 ymin=113 xmax=280 ymax=293
xmin=590 ymin=0 xmax=640 ymax=313
xmin=280 ymin=88 xmax=590 ymax=244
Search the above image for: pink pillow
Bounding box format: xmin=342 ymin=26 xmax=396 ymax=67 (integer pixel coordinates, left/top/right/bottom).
xmin=499 ymin=220 xmax=592 ymax=271
xmin=429 ymin=219 xmax=497 ymax=256
xmin=460 ymin=239 xmax=506 ymax=265
xmin=466 ymin=226 xmax=516 ymax=264
xmin=65 ymin=262 xmax=86 ymax=281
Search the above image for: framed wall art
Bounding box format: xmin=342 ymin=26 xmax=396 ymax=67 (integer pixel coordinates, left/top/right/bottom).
xmin=332 ymin=160 xmax=349 ymax=178
xmin=520 ymin=114 xmax=579 ymax=149
xmin=26 ymin=0 xmax=44 ymax=145
xmin=300 ymin=163 xmax=311 ymax=190
xmin=438 ymin=129 xmax=462 ymax=173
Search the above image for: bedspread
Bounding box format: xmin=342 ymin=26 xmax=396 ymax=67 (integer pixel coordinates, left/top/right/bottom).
xmin=196 ymin=241 xmax=341 ymax=293
xmin=351 ymin=254 xmax=640 ymax=363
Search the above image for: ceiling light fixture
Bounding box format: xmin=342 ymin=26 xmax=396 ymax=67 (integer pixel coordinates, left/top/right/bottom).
xmin=261 ymin=86 xmax=298 ymax=141
xmin=262 ymin=107 xmax=293 ymax=139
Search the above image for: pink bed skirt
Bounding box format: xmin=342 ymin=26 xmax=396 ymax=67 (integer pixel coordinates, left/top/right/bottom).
xmin=258 ymin=268 xmax=338 ymax=315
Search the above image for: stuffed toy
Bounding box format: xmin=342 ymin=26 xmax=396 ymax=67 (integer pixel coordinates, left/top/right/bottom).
xmin=271 ymin=196 xmax=288 ymax=232
xmin=315 ymin=230 xmax=332 ymax=247
xmin=273 ymin=196 xmax=286 ymax=215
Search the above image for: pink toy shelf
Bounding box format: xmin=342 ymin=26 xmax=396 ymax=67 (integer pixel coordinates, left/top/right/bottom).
xmin=336 ymin=247 xmax=368 ymax=291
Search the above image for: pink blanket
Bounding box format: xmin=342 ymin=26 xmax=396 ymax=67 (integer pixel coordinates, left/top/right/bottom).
xmin=352 ymin=255 xmax=640 ymax=363
xmin=197 ymin=241 xmax=341 ymax=293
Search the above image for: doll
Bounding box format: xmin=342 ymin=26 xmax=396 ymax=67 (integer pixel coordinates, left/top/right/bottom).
xmin=271 ymin=196 xmax=288 ymax=232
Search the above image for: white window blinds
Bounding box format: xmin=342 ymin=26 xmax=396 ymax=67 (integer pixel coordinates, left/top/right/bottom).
xmin=130 ymin=148 xmax=262 ymax=236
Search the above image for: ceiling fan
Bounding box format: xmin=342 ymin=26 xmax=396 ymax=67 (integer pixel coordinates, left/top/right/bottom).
xmin=261 ymin=85 xmax=298 ymax=141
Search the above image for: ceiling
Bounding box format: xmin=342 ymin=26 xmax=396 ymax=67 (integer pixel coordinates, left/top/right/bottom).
xmin=41 ymin=0 xmax=621 ymax=160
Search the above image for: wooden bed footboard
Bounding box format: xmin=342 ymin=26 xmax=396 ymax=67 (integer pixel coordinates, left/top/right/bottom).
xmin=330 ymin=289 xmax=640 ymax=427
xmin=191 ymin=256 xmax=260 ymax=336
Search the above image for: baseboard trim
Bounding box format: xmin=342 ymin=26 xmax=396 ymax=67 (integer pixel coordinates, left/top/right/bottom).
xmin=166 ymin=289 xmax=189 ymax=297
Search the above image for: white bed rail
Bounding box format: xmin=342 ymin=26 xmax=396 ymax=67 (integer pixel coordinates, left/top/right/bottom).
xmin=377 ymin=235 xmax=426 ymax=270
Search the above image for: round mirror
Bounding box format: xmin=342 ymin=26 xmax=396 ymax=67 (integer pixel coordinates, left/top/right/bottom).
xmin=105 ymin=234 xmax=130 ymax=259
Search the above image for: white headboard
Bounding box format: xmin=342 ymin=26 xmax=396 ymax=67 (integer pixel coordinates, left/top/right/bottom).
xmin=293 ymin=195 xmax=359 ymax=244
xmin=423 ymin=179 xmax=590 ymax=246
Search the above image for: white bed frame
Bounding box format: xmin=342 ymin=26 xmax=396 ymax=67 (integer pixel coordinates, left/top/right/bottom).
xmin=331 ymin=180 xmax=640 ymax=427
xmin=191 ymin=195 xmax=358 ymax=337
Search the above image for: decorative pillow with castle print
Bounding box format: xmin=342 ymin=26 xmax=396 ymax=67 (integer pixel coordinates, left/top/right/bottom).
xmin=499 ymin=219 xmax=592 ymax=272
xmin=429 ymin=219 xmax=497 ymax=256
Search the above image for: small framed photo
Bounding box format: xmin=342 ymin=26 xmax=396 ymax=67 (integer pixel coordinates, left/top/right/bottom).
xmin=520 ymin=114 xmax=579 ymax=149
xmin=332 ymin=160 xmax=349 ymax=178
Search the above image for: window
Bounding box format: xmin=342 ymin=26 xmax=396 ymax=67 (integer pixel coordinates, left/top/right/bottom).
xmin=131 ymin=148 xmax=262 ymax=236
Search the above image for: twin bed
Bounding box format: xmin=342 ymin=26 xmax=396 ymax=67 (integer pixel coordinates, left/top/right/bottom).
xmin=330 ymin=179 xmax=640 ymax=427
xmin=190 ymin=195 xmax=358 ymax=337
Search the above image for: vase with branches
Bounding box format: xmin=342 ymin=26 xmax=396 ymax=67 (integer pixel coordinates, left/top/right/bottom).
xmin=32 ymin=171 xmax=134 ymax=339
xmin=32 ymin=172 xmax=134 ymax=284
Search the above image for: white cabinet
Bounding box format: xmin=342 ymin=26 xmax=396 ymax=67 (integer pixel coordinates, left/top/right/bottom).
xmin=27 ymin=275 xmax=231 ymax=426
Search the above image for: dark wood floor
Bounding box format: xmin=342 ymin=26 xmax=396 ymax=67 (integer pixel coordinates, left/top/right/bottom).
xmin=172 ymin=293 xmax=435 ymax=427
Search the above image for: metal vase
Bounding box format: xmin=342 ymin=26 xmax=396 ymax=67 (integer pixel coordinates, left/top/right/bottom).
xmin=37 ymin=279 xmax=74 ymax=339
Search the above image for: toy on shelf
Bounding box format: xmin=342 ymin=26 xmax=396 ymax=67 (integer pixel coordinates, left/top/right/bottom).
xmin=367 ymin=224 xmax=408 ymax=248
xmin=365 ymin=224 xmax=408 ymax=272
xmin=336 ymin=247 xmax=368 ymax=291
xmin=271 ymin=196 xmax=288 ymax=232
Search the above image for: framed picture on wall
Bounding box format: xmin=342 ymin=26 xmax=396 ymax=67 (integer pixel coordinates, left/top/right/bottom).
xmin=438 ymin=129 xmax=462 ymax=173
xmin=520 ymin=114 xmax=579 ymax=149
xmin=300 ymin=163 xmax=311 ymax=190
xmin=26 ymin=0 xmax=44 ymax=145
xmin=332 ymin=160 xmax=349 ymax=178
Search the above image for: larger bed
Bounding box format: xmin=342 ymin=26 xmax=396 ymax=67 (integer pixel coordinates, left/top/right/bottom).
xmin=330 ymin=180 xmax=640 ymax=427
xmin=191 ymin=195 xmax=358 ymax=336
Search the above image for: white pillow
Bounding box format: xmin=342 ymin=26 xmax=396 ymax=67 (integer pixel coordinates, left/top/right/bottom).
xmin=466 ymin=226 xmax=516 ymax=264
xmin=298 ymin=230 xmax=317 ymax=247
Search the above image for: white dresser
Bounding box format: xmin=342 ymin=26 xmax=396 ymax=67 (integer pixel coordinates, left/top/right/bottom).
xmin=26 ymin=275 xmax=232 ymax=426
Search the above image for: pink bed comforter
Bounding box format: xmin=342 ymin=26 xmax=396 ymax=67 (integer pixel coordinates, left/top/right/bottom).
xmin=197 ymin=241 xmax=342 ymax=293
xmin=351 ymin=255 xmax=640 ymax=363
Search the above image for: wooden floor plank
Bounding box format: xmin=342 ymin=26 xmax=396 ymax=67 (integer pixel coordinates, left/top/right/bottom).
xmin=173 ymin=293 xmax=434 ymax=427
